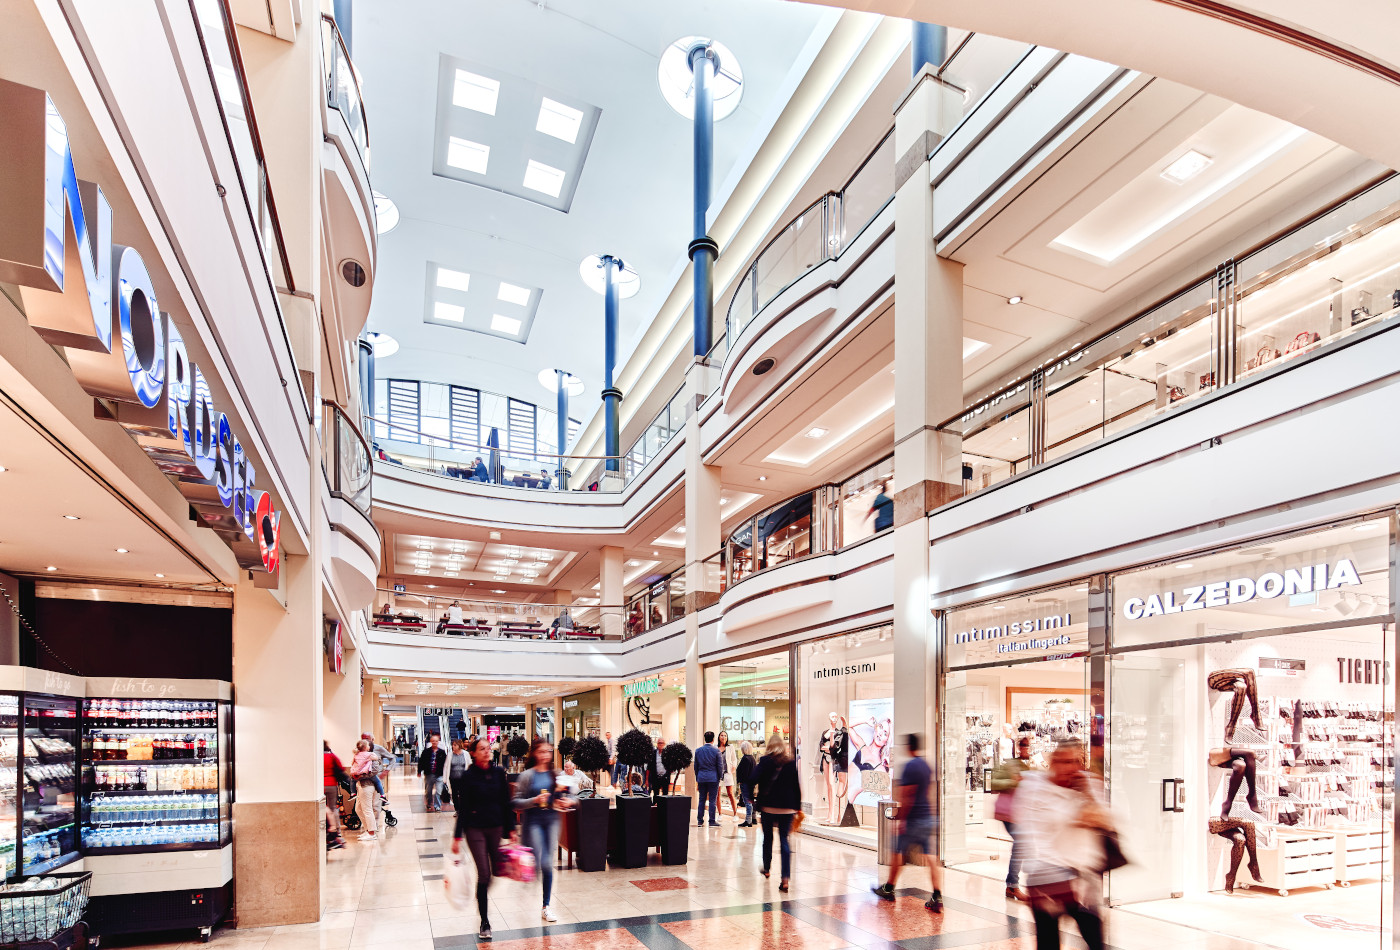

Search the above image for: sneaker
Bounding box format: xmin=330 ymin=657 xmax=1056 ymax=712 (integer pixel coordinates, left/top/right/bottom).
xmin=871 ymin=883 xmax=894 ymax=901
xmin=541 ymin=906 xmax=557 ymax=922
xmin=926 ymin=893 xmax=943 ymax=913
xmin=360 ymin=832 xmax=377 ymax=840
xmin=478 ymin=923 xmax=492 ymax=941
xmin=708 ymin=822 xmax=721 ymax=827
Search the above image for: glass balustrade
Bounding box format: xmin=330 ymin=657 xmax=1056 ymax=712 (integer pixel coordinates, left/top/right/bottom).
xmin=321 ymin=403 xmax=373 ymax=518
xmin=320 ymin=15 xmax=369 ymax=169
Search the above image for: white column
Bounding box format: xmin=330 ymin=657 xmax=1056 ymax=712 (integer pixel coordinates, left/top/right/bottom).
xmin=600 ymin=546 xmax=624 ymax=640
xmin=683 ymin=360 xmax=721 ymax=778
xmin=891 ymin=70 xmax=966 ymax=767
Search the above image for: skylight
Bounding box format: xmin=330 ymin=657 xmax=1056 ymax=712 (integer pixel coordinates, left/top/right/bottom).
xmin=436 ymin=267 xmax=471 ymax=292
xmin=453 ymin=70 xmax=500 ymax=115
xmin=497 ymin=282 xmax=531 ymax=306
xmin=491 ymin=314 xmax=522 ymax=334
xmin=433 ymin=302 xmax=465 ymax=323
xmin=446 ymin=137 xmax=490 ymax=174
xmin=536 ymin=98 xmax=583 ymax=144
xmin=522 ymin=160 xmax=566 ymax=198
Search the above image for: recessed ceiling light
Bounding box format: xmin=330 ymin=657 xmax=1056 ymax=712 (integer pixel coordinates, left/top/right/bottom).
xmin=1010 ymin=436 xmax=1019 ymax=441
xmin=437 ymin=268 xmax=471 ymax=292
xmin=434 ymin=302 xmax=465 ymax=323
xmin=426 ymin=584 xmax=436 ymax=589
xmin=415 ymin=569 xmax=430 ymax=575
xmin=446 ymin=137 xmax=490 ymax=174
xmin=491 ymin=313 xmax=522 ymax=334
xmin=62 ymin=515 xmax=80 ymax=520
xmin=673 ymin=526 xmax=685 ymax=533
xmin=44 ymin=566 xmax=57 ymax=572
xmin=115 ymin=548 xmax=129 ymax=554
xmin=757 ymin=475 xmax=766 ymax=481
xmin=805 ymin=427 xmax=828 ymax=439
xmin=1007 ymin=295 xmax=1023 ymax=305
xmin=497 ymin=282 xmax=531 ymax=306
xmin=493 ymin=589 xmax=506 ymax=594
xmin=1161 ymin=148 xmax=1213 ymax=184
xmin=452 ymin=69 xmax=500 ymax=115
xmin=500 ymin=559 xmax=519 ymax=566
xmin=720 ymin=497 xmax=729 ymax=504
xmin=627 ymin=560 xmax=639 ymax=567
xmin=1175 ymin=563 xmax=1194 ymax=570
xmin=490 ymin=531 xmax=501 ymax=540
xmin=652 ymin=551 xmax=658 ymax=556
xmin=522 ymin=160 xmax=566 ymax=198
xmin=154 ymin=573 xmax=164 ymax=578
xmin=1088 ymin=398 xmax=1098 ymax=404
xmin=536 ymin=97 xmax=583 ymax=144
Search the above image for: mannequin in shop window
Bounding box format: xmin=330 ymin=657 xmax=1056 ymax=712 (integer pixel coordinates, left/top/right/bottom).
xmin=1208 ymin=748 xmax=1263 ymax=818
xmin=1207 ymin=669 xmax=1261 ymax=742
xmin=818 ymin=713 xmax=849 ymax=825
xmin=1209 ymin=818 xmax=1263 ymax=894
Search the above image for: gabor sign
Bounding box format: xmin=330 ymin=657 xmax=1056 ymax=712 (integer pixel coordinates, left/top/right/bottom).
xmin=0 ymin=80 xmax=280 ymax=579
xmin=1121 ymin=559 xmax=1361 ymax=620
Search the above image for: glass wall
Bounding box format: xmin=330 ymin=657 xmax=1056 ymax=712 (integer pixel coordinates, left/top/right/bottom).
xmin=561 ymin=689 xmax=601 ymax=741
xmin=794 ymin=625 xmax=894 ymax=848
xmin=840 ymin=456 xmax=894 ymax=546
xmin=705 ymin=653 xmax=791 ymax=776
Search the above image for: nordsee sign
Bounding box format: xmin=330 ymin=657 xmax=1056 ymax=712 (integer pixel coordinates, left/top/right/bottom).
xmin=1121 ymin=560 xmax=1361 ymax=620
xmin=0 ymin=80 xmax=280 ymax=579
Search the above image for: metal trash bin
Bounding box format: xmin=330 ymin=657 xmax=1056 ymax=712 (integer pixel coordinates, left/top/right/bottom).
xmin=877 ymin=799 xmax=899 ymax=866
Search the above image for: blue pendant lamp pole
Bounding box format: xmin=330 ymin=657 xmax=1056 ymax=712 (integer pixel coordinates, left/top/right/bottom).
xmin=911 ymin=21 xmax=947 ymax=76
xmin=601 ymin=255 xmax=622 ymax=473
xmin=555 ymin=369 xmax=569 ymax=490
xmin=689 ymin=44 xmax=718 ymax=358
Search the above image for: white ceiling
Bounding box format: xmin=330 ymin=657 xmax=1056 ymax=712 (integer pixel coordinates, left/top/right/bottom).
xmin=354 ymin=0 xmax=838 ymax=420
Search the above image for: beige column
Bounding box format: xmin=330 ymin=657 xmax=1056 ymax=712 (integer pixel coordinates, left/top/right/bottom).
xmin=891 ymin=70 xmax=966 ymax=767
xmin=599 ymin=546 xmax=624 ymax=639
xmin=683 ymin=360 xmax=722 ymax=784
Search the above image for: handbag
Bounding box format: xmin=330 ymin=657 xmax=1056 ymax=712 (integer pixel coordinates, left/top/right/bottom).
xmin=791 ymin=811 xmax=804 ymax=833
xmin=1098 ymin=830 xmax=1129 ymax=872
xmin=993 ymin=790 xmax=1015 ymax=823
xmin=500 ymin=844 xmax=536 ymax=883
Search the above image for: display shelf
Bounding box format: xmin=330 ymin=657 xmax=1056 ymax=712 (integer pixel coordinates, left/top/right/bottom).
xmin=1251 ymin=830 xmax=1336 ymax=896
xmin=81 ymin=841 xmax=217 ymax=855
xmin=86 ymin=788 xmax=211 ymax=797
xmin=90 ymin=817 xmax=212 ymax=828
xmin=1299 ymin=825 xmax=1389 ymax=886
xmin=85 ymin=727 xmax=216 ymax=733
xmin=24 ymin=851 xmax=79 ymax=875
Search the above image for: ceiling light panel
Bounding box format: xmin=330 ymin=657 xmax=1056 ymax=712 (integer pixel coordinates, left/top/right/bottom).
xmin=423 ymin=262 xmax=542 ymax=341
xmin=433 ymin=54 xmax=601 ymax=213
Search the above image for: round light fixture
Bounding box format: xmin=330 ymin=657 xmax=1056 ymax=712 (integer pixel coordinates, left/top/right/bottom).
xmin=578 ymin=255 xmax=641 ymax=298
xmin=365 ymin=331 xmax=398 ymax=358
xmin=1008 ymin=295 xmax=1023 ymax=305
xmin=658 ymin=37 xmax=744 ymax=120
xmin=115 ymin=548 xmax=129 ymax=554
xmin=372 ymin=192 xmax=400 ymax=234
xmin=154 ymin=573 xmax=165 ymax=578
xmin=537 ymin=368 xmax=585 ymax=396
xmin=44 ymin=566 xmax=57 ymax=572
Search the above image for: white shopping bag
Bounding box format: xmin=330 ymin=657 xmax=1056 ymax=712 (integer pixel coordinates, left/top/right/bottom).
xmin=444 ymin=858 xmax=473 ymax=911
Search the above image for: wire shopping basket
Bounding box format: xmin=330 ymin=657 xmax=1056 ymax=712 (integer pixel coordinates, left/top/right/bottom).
xmin=0 ymin=872 xmax=91 ymax=945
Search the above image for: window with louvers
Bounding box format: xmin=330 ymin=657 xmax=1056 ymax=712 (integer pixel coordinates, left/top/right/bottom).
xmin=387 ymin=379 xmax=420 ymax=444
xmin=449 ymin=386 xmax=481 ymax=450
xmin=507 ymin=398 xmax=537 ymax=458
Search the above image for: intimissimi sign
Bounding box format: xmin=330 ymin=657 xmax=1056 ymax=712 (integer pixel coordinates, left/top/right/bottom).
xmin=944 ymin=584 xmax=1090 ymax=668
xmin=0 ymin=80 xmax=280 ymax=579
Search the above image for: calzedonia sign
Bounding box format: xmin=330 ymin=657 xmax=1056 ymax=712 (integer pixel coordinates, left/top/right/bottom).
xmin=1120 ymin=559 xmax=1361 ymax=620
xmin=0 ymin=80 xmax=280 ymax=580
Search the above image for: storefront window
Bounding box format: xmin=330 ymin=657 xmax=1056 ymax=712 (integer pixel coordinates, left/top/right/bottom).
xmin=727 ymin=522 xmax=753 ymax=586
xmin=561 ymin=688 xmax=601 ymax=740
xmin=705 ymin=653 xmax=790 ymax=762
xmin=955 ymin=382 xmax=1030 ymax=493
xmin=794 ymin=625 xmax=894 ymax=848
xmin=758 ymin=493 xmax=812 ymax=571
xmin=941 ymin=584 xmax=1092 ymax=870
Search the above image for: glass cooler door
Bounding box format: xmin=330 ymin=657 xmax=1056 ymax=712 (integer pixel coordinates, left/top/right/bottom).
xmin=80 ymin=697 xmax=222 ymax=853
xmin=0 ymin=694 xmax=17 ymax=877
xmin=20 ymin=695 xmax=78 ymax=874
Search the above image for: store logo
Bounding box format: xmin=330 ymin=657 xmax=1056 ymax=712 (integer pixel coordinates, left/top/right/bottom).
xmin=812 ymin=663 xmax=876 ymax=679
xmin=1121 ymin=560 xmax=1361 ymax=620
xmin=623 ymin=676 xmax=660 ymax=697
xmin=0 ymin=80 xmax=280 ymax=580
xmin=952 ymin=613 xmax=1071 ymax=644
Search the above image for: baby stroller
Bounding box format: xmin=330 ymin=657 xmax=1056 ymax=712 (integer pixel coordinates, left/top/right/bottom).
xmin=339 ymin=778 xmax=398 ymax=830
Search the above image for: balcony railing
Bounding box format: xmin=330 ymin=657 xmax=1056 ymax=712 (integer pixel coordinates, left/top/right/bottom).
xmin=578 ymin=383 xmax=689 ymax=492
xmin=320 ymin=14 xmax=369 ymax=170
xmin=322 ymin=402 xmax=373 ymax=519
xmin=369 ymin=593 xmax=610 ymax=641
xmin=726 ymin=130 xmax=895 ymax=349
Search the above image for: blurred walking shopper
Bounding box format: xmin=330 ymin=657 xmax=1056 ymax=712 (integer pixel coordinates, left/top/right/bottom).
xmin=735 ymin=741 xmax=757 ymax=827
xmin=323 ymin=741 xmax=348 ymax=849
xmin=452 ymin=737 xmax=516 ymax=942
xmin=872 ymin=734 xmax=942 ymax=911
xmin=752 ymin=733 xmax=801 ymax=891
xmin=350 ymin=739 xmax=380 ymax=840
xmin=362 ymin=732 xmax=393 ymax=807
xmin=418 ymin=734 xmax=448 ymax=812
xmin=693 ymin=731 xmax=723 ymax=826
xmin=1014 ymin=738 xmax=1114 ymax=950
xmin=448 ymin=738 xmax=470 ymax=807
xmin=512 ymin=738 xmax=572 ymax=922
xmin=990 ymin=735 xmax=1033 ymax=900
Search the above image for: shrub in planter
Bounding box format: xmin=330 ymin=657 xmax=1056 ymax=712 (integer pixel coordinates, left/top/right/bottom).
xmin=661 ymin=742 xmax=692 ymax=794
xmin=557 ymin=736 xmax=577 ymax=761
xmin=572 ymin=735 xmax=609 ymax=786
xmin=616 ymin=729 xmax=653 ymax=796
xmin=506 ymin=734 xmax=530 ymax=771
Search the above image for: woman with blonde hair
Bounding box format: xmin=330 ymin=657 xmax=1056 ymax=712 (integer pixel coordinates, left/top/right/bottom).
xmin=752 ymin=732 xmax=802 ymax=891
xmin=717 ymin=730 xmax=740 ymax=817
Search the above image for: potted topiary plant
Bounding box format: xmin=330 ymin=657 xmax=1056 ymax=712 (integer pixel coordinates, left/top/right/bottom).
xmin=571 ymin=735 xmax=611 ymax=871
xmin=506 ymin=734 xmax=529 ymax=772
xmin=657 ymin=741 xmax=693 ymax=865
xmin=612 ymin=729 xmax=655 ymax=868
xmin=557 ymin=735 xmax=577 ymax=763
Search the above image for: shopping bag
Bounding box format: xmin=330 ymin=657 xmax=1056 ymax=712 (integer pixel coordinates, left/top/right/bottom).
xmin=500 ymin=844 xmax=536 ymax=883
xmin=444 ymin=858 xmax=473 ymax=911
xmin=993 ymin=790 xmax=1015 ymax=823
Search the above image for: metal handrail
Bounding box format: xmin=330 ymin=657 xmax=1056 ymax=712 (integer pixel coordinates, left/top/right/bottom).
xmin=320 ymin=14 xmax=370 ymax=165
xmin=323 ymin=402 xmax=373 ymax=519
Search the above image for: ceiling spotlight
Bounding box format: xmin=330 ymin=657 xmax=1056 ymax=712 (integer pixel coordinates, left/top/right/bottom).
xmin=154 ymin=573 xmax=165 ymax=578
xmin=44 ymin=566 xmax=57 ymax=572
xmin=62 ymin=515 xmax=80 ymax=521
xmin=1161 ymin=149 xmax=1213 ymax=184
xmin=1175 ymin=563 xmax=1194 ymax=570
xmin=1007 ymin=296 xmax=1023 ymax=306
xmin=758 ymin=476 xmax=767 ymax=482
xmin=115 ymin=548 xmax=129 ymax=554
xmin=806 ymin=427 xmax=828 ymax=439
xmin=820 ymin=640 xmax=830 ymax=654
xmin=0 ymin=467 xmax=8 ymax=472
xmin=1335 ymin=593 xmax=1357 ymax=616
xmin=426 ymin=584 xmax=437 ymax=589
xmin=490 ymin=531 xmax=501 ymax=540
xmin=493 ymin=589 xmax=506 ymax=594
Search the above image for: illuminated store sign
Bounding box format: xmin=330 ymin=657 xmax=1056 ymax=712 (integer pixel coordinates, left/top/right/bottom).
xmin=0 ymin=80 xmax=280 ymax=579
xmin=623 ymin=677 xmax=660 ymax=698
xmin=1120 ymin=560 xmax=1360 ymax=620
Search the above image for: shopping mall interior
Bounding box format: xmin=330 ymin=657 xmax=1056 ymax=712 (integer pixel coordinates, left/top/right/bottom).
xmin=0 ymin=0 xmax=1398 ymax=948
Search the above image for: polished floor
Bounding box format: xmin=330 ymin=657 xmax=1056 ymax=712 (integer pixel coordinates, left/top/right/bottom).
xmin=112 ymin=769 xmax=1380 ymax=949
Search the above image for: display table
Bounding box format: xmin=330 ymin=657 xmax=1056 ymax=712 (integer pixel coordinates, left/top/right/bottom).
xmin=1300 ymin=825 xmax=1389 ymax=886
xmin=1252 ymin=829 xmax=1335 ymax=896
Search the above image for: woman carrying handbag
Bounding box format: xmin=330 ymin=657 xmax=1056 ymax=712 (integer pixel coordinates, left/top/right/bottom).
xmin=989 ymin=735 xmax=1032 ymax=900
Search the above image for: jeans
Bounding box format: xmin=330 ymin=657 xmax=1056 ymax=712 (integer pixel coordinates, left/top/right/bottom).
xmin=760 ymin=812 xmax=794 ymax=879
xmin=424 ymin=774 xmax=445 ymax=809
xmin=355 ymin=782 xmax=377 ymax=834
xmin=370 ymin=774 xmax=385 ymax=798
xmin=696 ymin=782 xmax=719 ymax=824
xmin=610 ymin=762 xmax=625 ymax=786
xmin=739 ymin=785 xmax=754 ymax=823
xmin=1003 ymin=821 xmax=1022 ymax=888
xmin=522 ymin=812 xmax=560 ymax=907
xmin=463 ymin=827 xmax=502 ymax=925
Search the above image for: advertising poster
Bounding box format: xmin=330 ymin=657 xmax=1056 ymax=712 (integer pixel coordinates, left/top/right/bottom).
xmin=486 ymin=725 xmax=501 ymax=743
xmin=847 ymin=696 xmax=893 ymax=806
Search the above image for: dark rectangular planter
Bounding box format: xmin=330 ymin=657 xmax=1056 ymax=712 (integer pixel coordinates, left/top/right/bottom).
xmin=659 ymin=795 xmax=691 ymax=866
xmin=575 ymin=796 xmax=610 ymax=872
xmin=611 ymin=794 xmax=652 ymax=869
